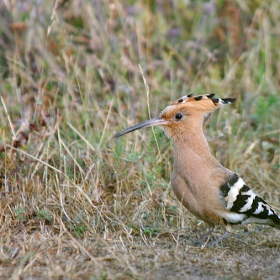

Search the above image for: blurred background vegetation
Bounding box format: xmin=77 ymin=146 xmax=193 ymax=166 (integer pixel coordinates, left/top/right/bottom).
xmin=0 ymin=0 xmax=280 ymax=278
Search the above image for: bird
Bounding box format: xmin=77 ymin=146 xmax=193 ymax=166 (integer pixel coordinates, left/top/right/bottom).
xmin=114 ymin=93 xmax=280 ymax=240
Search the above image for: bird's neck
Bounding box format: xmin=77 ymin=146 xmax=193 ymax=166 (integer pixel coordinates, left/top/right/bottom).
xmin=173 ymin=126 xmax=224 ymax=179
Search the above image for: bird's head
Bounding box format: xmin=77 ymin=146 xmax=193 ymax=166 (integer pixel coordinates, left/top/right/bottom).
xmin=114 ymin=93 xmax=236 ymax=139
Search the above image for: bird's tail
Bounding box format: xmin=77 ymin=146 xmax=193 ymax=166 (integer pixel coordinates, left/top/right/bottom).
xmin=269 ymin=213 xmax=280 ymax=229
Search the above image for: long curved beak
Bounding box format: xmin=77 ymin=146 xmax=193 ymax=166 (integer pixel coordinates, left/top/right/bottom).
xmin=114 ymin=117 xmax=167 ymax=138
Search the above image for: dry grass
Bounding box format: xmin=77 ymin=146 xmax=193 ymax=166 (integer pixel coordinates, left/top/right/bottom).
xmin=0 ymin=0 xmax=280 ymax=279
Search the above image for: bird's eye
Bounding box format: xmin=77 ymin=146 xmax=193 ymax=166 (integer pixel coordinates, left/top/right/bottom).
xmin=175 ymin=113 xmax=183 ymax=120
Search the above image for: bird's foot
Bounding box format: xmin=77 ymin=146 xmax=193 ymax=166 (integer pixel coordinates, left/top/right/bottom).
xmin=192 ymin=227 xmax=214 ymax=248
xmin=206 ymin=231 xmax=230 ymax=248
xmin=193 ymin=229 xmax=230 ymax=248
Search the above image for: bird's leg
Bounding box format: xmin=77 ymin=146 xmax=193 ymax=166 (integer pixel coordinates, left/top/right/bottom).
xmin=200 ymin=225 xmax=214 ymax=249
xmin=193 ymin=224 xmax=214 ymax=248
xmin=206 ymin=225 xmax=232 ymax=247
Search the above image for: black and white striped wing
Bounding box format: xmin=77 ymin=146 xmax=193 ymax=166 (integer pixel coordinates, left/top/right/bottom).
xmin=220 ymin=174 xmax=280 ymax=229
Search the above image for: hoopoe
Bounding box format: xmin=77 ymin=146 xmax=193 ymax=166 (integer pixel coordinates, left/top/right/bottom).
xmin=114 ymin=93 xmax=280 ymax=234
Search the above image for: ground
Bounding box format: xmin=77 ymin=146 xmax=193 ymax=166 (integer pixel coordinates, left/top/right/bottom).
xmin=1 ymin=224 xmax=280 ymax=279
